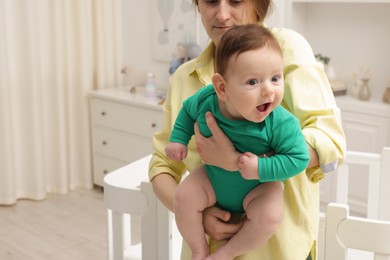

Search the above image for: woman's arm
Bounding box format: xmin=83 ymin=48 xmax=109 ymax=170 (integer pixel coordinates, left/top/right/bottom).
xmin=276 ymin=28 xmax=346 ymax=178
xmin=149 ymin=79 xmax=188 ymax=212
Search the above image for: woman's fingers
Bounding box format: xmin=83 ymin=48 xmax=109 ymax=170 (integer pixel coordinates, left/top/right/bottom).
xmin=194 ymin=112 xmax=240 ymax=171
xmin=202 ymin=206 xmax=244 ymax=241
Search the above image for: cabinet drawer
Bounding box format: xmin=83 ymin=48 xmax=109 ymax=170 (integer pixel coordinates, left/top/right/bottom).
xmin=91 ymin=99 xmax=162 ymax=137
xmin=92 ymin=154 xmax=129 ymax=186
xmin=93 ymin=127 xmax=153 ymax=162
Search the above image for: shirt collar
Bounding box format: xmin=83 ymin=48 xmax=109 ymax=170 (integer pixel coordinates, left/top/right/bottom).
xmin=189 ymin=42 xmax=216 ymax=86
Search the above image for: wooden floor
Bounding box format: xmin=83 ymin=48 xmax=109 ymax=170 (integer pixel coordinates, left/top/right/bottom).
xmin=0 ymin=188 xmax=112 ymax=260
xmin=0 ymin=188 xmax=371 ymax=260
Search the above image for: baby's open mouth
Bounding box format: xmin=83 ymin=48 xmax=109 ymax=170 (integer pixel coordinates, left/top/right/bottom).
xmin=257 ymin=103 xmax=271 ymax=112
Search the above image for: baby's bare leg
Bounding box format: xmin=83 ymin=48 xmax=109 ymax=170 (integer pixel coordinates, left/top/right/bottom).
xmin=206 ymin=181 xmax=284 ymax=260
xmin=174 ymin=166 xmax=216 ymax=260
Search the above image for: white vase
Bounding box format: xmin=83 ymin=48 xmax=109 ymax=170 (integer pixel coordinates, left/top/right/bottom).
xmin=325 ymin=65 xmax=337 ymax=82
xmin=358 ymin=78 xmax=371 ymax=101
xmin=352 ymin=80 xmax=362 ymax=98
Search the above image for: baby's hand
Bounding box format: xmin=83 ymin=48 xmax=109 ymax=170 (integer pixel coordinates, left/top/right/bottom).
xmin=238 ymin=152 xmax=259 ymax=180
xmin=165 ymin=142 xmax=188 ymax=161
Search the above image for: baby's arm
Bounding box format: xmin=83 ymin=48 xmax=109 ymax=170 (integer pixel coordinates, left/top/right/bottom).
xmin=165 ymin=142 xmax=188 ymax=161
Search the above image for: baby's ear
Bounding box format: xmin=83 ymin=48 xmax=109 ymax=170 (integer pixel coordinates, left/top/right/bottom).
xmin=212 ymin=73 xmax=227 ymax=101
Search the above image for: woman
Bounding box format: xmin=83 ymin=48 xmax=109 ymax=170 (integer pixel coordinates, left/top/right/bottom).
xmin=149 ymin=0 xmax=346 ymax=259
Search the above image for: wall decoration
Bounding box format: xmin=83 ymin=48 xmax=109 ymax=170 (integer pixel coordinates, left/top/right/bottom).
xmin=149 ymin=0 xmax=202 ymax=62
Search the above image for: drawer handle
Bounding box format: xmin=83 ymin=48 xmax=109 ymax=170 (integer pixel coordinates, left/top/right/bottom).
xmin=151 ymin=123 xmax=157 ymax=128
xmin=102 ymin=141 xmax=107 ymax=145
xmin=103 ymin=169 xmax=109 ymax=174
xmin=101 ymin=111 xmax=106 ymax=116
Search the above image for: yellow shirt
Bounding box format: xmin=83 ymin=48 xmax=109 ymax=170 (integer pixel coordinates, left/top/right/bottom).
xmin=149 ymin=27 xmax=346 ymax=260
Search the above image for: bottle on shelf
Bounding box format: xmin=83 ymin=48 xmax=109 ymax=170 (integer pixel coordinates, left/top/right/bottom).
xmin=144 ymin=72 xmax=157 ymax=98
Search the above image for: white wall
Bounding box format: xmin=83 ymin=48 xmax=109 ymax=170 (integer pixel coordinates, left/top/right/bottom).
xmin=121 ymin=0 xmax=208 ymax=90
xmin=119 ymin=0 xmax=295 ymax=90
xmin=290 ymin=3 xmax=390 ymax=101
xmin=307 ymin=4 xmax=390 ymax=100
xmin=121 ymin=1 xmax=170 ymax=89
xmin=122 ymin=2 xmax=390 ymax=100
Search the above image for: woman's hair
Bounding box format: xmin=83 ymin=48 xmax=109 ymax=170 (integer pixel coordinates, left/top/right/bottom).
xmin=193 ymin=0 xmax=272 ymax=22
xmin=215 ymin=24 xmax=282 ymax=76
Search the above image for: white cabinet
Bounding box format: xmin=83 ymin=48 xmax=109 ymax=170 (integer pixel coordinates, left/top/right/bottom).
xmin=88 ymin=87 xmax=163 ymax=186
xmin=337 ymin=96 xmax=390 ymax=153
xmin=320 ymin=96 xmax=390 ymax=215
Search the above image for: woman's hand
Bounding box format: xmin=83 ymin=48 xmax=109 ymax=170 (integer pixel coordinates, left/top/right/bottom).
xmin=194 ymin=112 xmax=240 ymax=171
xmin=202 ymin=206 xmax=244 ymax=241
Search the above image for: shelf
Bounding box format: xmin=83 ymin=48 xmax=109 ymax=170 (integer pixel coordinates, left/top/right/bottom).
xmin=293 ymin=0 xmax=390 ymax=3
xmin=285 ymin=1 xmax=390 ymax=101
xmin=87 ymin=86 xmax=163 ymax=111
xmin=335 ymin=96 xmax=390 ymax=117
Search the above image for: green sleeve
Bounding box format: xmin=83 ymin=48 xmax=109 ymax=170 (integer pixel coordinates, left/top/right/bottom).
xmin=169 ymin=106 xmax=196 ymax=146
xmin=258 ymin=112 xmax=310 ymax=182
xmin=169 ymin=97 xmax=197 ymax=146
xmin=169 ymin=84 xmax=215 ymax=146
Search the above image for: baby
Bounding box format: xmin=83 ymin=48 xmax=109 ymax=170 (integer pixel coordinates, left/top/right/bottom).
xmin=166 ymin=24 xmax=310 ymax=260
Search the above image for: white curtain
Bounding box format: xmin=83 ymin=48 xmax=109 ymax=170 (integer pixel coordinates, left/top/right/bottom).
xmin=0 ymin=0 xmax=122 ymax=205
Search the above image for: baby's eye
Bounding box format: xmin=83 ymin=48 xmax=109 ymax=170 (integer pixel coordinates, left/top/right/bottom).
xmin=247 ymin=79 xmax=259 ymax=86
xmin=272 ymin=76 xmax=281 ymax=83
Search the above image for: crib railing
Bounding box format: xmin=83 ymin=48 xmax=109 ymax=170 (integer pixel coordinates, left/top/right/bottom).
xmin=317 ymin=147 xmax=390 ymax=260
xmin=104 ymin=147 xmax=390 ymax=260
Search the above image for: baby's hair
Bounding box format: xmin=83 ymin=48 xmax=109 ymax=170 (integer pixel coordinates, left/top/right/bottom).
xmin=215 ymin=24 xmax=282 ymax=76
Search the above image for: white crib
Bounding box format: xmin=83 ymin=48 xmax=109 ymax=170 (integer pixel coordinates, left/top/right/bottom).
xmin=318 ymin=147 xmax=390 ymax=260
xmin=104 ymin=147 xmax=390 ymax=260
xmin=323 ymin=203 xmax=390 ymax=260
xmin=104 ymin=154 xmax=181 ymax=260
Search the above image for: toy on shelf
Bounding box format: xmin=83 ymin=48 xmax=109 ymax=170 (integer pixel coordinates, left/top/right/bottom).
xmin=169 ymin=42 xmax=202 ymax=75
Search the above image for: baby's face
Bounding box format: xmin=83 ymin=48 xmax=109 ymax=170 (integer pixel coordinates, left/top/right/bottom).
xmin=222 ymin=47 xmax=284 ymax=123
